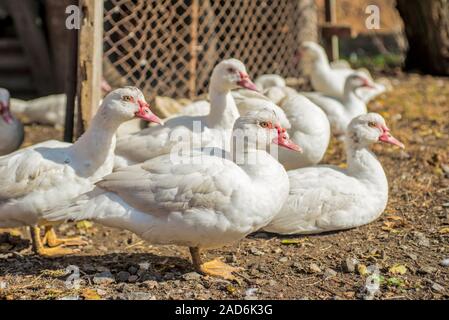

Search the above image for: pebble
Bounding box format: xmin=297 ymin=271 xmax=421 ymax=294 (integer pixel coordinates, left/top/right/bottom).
xmin=92 ymin=271 xmax=115 ymax=285
xmin=138 ymin=262 xmax=150 ymax=271
xmin=142 ymin=280 xmax=159 ymax=289
xmin=249 ymin=247 xmax=264 ymax=256
xmin=324 ymin=268 xmax=337 ymax=278
xmin=440 ymin=259 xmax=449 ymax=267
xmin=128 ymin=266 xmax=138 ymax=275
xmin=431 ymin=282 xmax=445 ymax=293
xmin=128 ymin=275 xmax=139 ymax=283
xmin=96 ymin=288 xmax=107 ymax=296
xmin=419 ymin=266 xmax=437 ymax=274
xmin=308 ymin=263 xmax=322 ymax=273
xmin=163 ymin=272 xmax=175 ymax=280
xmin=124 ymin=291 xmax=155 ymax=300
xmin=225 ymin=255 xmax=237 ymax=263
xmin=412 ymin=231 xmax=430 ymax=247
xmin=182 ymin=272 xmax=202 ymax=281
xmin=116 ymin=271 xmax=131 ymax=283
xmin=342 ymin=257 xmax=358 ymax=273
xmin=0 ymin=281 xmax=7 ymax=289
xmin=279 ymin=257 xmax=288 ymax=263
xmin=268 ymin=280 xmax=277 ymax=286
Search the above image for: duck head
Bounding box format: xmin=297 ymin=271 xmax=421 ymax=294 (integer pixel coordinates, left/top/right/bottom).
xmin=101 ymin=86 xmax=162 ymax=124
xmin=210 ymin=59 xmax=258 ymax=92
xmin=347 ymin=113 xmax=404 ymax=149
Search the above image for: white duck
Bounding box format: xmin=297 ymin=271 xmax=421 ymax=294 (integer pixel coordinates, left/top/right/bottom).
xmin=255 ymin=74 xmax=286 ymax=90
xmin=303 ymin=72 xmax=374 ymax=136
xmin=276 ymin=94 xmax=330 ymax=170
xmin=114 ymin=59 xmax=258 ymax=167
xmin=300 ymin=41 xmax=386 ymax=102
xmin=0 ymin=88 xmax=24 ymax=156
xmin=9 ymin=78 xmax=112 ymax=129
xmin=263 ymin=113 xmax=404 ymax=235
xmin=44 ymin=110 xmax=300 ymax=279
xmin=0 ymin=87 xmax=161 ymax=256
xmin=178 ymin=89 xmax=329 ymax=170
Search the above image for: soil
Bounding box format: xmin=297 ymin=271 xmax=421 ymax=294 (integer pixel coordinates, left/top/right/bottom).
xmin=0 ymin=73 xmax=448 ymax=300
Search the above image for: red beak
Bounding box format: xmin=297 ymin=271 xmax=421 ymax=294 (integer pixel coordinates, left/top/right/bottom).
xmin=136 ymin=100 xmax=163 ymax=124
xmin=237 ymin=72 xmax=258 ymax=91
xmin=362 ymin=79 xmax=375 ymax=89
xmin=378 ymin=125 xmax=404 ymax=149
xmin=273 ymin=126 xmax=302 ymax=152
xmin=0 ymin=101 xmax=13 ymax=124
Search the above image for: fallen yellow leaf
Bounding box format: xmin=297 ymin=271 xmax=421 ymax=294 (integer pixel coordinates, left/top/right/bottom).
xmin=81 ymin=288 xmax=101 ymax=300
xmin=76 ymin=220 xmax=93 ymax=230
xmin=439 ymin=227 xmax=449 ymax=234
xmin=389 ymin=264 xmax=407 ymax=275
xmin=357 ymin=264 xmax=368 ymax=276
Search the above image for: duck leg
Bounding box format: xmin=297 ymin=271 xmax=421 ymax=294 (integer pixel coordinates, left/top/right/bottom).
xmin=30 ymin=226 xmax=79 ymax=257
xmin=189 ymin=247 xmax=240 ymax=280
xmin=42 ymin=226 xmax=87 ymax=247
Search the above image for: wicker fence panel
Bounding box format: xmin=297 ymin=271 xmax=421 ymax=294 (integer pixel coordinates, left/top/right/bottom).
xmin=103 ymin=0 xmax=312 ymax=101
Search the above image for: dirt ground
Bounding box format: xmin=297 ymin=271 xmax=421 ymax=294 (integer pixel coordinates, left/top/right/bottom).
xmin=0 ymin=73 xmax=448 ymax=300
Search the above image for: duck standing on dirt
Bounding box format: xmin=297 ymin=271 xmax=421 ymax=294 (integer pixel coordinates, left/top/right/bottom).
xmin=264 ymin=113 xmax=404 ymax=235
xmin=0 ymin=88 xmax=24 ymax=156
xmin=0 ymin=87 xmax=161 ymax=256
xmin=43 ymin=110 xmax=300 ymax=279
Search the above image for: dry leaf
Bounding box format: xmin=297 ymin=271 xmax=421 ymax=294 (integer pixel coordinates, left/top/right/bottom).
xmin=76 ymin=220 xmax=93 ymax=230
xmin=81 ymin=288 xmax=101 ymax=300
xmin=357 ymin=264 xmax=368 ymax=276
xmin=439 ymin=227 xmax=449 ymax=234
xmin=389 ymin=264 xmax=407 ymax=275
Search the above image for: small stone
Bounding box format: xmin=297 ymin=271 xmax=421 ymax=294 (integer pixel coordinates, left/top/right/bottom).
xmin=126 ymin=291 xmax=155 ymax=300
xmin=128 ymin=275 xmax=139 ymax=283
xmin=279 ymin=257 xmax=288 ymax=263
xmin=182 ymin=272 xmax=202 ymax=281
xmin=142 ymin=280 xmax=158 ymax=289
xmin=406 ymin=252 xmax=418 ymax=261
xmin=96 ymin=289 xmax=107 ymax=296
xmin=249 ymin=247 xmax=264 ymax=256
xmin=268 ymin=280 xmax=277 ymax=286
xmin=324 ymin=268 xmax=337 ymax=278
xmin=342 ymin=257 xmax=358 ymax=273
xmin=252 ymin=232 xmax=269 ymax=239
xmin=138 ymin=262 xmax=150 ymax=271
xmin=442 ymin=202 xmax=449 ymax=208
xmin=440 ymin=259 xmax=449 ymax=267
xmin=163 ymin=272 xmax=175 ymax=280
xmin=116 ymin=271 xmax=131 ymax=283
xmin=0 ymin=281 xmax=7 ymax=289
xmin=128 ymin=266 xmax=138 ymax=275
xmin=93 ymin=271 xmax=115 ymax=285
xmin=431 ymin=282 xmax=445 ymax=293
xmin=412 ymin=231 xmax=430 ymax=247
xmin=419 ymin=266 xmax=437 ymax=274
xmin=58 ymin=295 xmax=80 ymax=300
xmin=308 ymin=263 xmax=322 ymax=273
xmin=82 ymin=264 xmax=96 ymax=273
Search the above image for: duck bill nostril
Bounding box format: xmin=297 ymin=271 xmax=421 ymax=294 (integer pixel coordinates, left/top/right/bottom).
xmin=135 ymin=100 xmax=163 ymax=125
xmin=237 ymin=72 xmax=258 ymax=91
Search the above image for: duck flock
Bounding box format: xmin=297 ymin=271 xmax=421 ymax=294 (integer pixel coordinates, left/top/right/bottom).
xmin=0 ymin=42 xmax=404 ymax=279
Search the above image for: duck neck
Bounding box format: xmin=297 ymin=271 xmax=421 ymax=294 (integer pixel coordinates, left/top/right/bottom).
xmin=313 ymin=50 xmax=331 ymax=71
xmin=205 ymin=85 xmax=239 ymax=130
xmin=342 ymin=86 xmax=365 ymax=114
xmin=345 ymin=141 xmax=387 ymax=190
xmin=69 ymin=108 xmax=122 ymax=177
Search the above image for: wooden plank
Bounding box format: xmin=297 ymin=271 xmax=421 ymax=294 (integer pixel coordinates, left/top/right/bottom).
xmin=4 ymin=0 xmax=55 ymax=95
xmin=323 ymin=0 xmax=339 ymax=61
xmin=76 ymin=0 xmax=103 ymax=135
xmin=188 ymin=0 xmax=199 ymax=99
xmin=0 ymin=54 xmax=29 ymax=71
xmin=320 ymin=24 xmax=352 ymax=38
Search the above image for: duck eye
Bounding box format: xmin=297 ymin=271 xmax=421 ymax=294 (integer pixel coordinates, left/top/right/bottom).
xmin=259 ymin=121 xmax=271 ymax=128
xmin=368 ymin=121 xmax=377 ymax=128
xmin=227 ymin=68 xmax=236 ymax=74
xmin=122 ymin=95 xmax=134 ymax=102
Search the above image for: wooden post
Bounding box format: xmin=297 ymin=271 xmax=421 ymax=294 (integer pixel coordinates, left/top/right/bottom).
xmin=324 ymin=0 xmax=339 ymax=61
xmin=188 ymin=0 xmax=199 ymax=99
xmin=76 ymin=0 xmax=103 ymax=136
